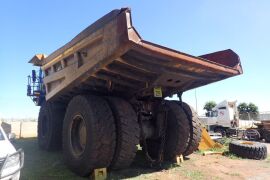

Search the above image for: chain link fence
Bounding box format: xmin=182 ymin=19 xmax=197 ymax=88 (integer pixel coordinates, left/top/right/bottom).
xmin=239 ymin=112 xmax=259 ymax=120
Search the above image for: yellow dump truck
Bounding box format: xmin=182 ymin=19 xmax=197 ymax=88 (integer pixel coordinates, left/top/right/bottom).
xmin=27 ymin=8 xmax=243 ymax=176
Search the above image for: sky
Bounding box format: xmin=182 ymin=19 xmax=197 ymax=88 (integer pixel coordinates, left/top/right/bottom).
xmin=0 ymin=0 xmax=269 ymax=118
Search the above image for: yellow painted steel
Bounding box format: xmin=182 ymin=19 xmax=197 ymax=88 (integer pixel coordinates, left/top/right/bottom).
xmin=90 ymin=168 xmax=107 ymax=180
xmin=198 ymin=128 xmax=223 ymax=150
xmin=176 ymin=154 xmax=184 ymax=165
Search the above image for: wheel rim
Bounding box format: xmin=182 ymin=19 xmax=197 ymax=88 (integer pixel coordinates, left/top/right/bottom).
xmin=70 ymin=114 xmax=87 ymax=157
xmin=41 ymin=115 xmax=48 ymax=137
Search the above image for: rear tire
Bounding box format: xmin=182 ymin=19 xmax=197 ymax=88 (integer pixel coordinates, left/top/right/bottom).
xmin=106 ymin=97 xmax=140 ymax=169
xmin=38 ymin=102 xmax=65 ymax=151
xmin=62 ymin=95 xmax=116 ymax=176
xmin=145 ymin=101 xmax=190 ymax=161
xmin=164 ymin=101 xmax=190 ymax=160
xmin=180 ymin=102 xmax=202 ymax=156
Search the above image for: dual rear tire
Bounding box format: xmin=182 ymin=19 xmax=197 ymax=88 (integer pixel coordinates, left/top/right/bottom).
xmin=62 ymin=95 xmax=139 ymax=176
xmin=144 ymin=101 xmax=190 ymax=161
xmin=180 ymin=102 xmax=202 ymax=156
xmin=62 ymin=95 xmax=116 ymax=176
xmin=144 ymin=101 xmax=202 ymax=160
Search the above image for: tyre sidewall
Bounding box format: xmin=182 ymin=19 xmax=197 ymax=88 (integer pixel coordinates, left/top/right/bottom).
xmin=62 ymin=96 xmax=97 ymax=176
xmin=38 ymin=103 xmax=53 ymax=150
xmin=164 ymin=101 xmax=190 ymax=160
xmin=229 ymin=140 xmax=267 ymax=160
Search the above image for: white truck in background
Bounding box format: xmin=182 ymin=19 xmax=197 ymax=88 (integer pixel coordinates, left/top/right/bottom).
xmin=200 ymin=100 xmax=258 ymax=137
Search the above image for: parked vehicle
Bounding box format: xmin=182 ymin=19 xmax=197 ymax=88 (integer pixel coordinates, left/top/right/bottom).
xmin=0 ymin=126 xmax=24 ymax=180
xmin=200 ymin=100 xmax=238 ymax=136
xmin=245 ymin=120 xmax=270 ymax=142
xmin=27 ymin=8 xmax=243 ymax=176
xmin=200 ymin=100 xmax=260 ymax=137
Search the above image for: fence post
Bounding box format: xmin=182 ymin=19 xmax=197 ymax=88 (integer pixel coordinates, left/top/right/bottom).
xmin=19 ymin=122 xmax=22 ymax=139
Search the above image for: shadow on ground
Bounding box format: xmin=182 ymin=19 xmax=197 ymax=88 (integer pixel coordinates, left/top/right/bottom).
xmin=109 ymin=150 xmax=181 ymax=179
xmin=14 ymin=138 xmax=181 ymax=180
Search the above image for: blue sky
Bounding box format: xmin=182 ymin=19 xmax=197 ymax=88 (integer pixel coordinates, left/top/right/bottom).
xmin=0 ymin=1 xmax=269 ymax=118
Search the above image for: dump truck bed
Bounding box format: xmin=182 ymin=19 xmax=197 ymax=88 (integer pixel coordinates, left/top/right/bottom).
xmin=30 ymin=8 xmax=242 ymax=102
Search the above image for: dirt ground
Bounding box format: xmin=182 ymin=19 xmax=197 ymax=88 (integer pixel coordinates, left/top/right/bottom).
xmin=15 ymin=139 xmax=270 ymax=180
xmin=116 ymin=150 xmax=270 ymax=180
xmin=168 ymin=152 xmax=270 ymax=180
xmin=136 ymin=143 xmax=270 ymax=180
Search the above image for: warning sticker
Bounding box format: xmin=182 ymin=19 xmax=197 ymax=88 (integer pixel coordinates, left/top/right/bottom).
xmin=154 ymin=87 xmax=162 ymax=98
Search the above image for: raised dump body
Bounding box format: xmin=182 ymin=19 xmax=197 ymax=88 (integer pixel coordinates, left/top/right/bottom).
xmin=27 ymin=8 xmax=243 ymax=177
xmin=29 ymin=8 xmax=242 ymax=103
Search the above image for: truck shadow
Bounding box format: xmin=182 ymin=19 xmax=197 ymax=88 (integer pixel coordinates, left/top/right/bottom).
xmin=14 ymin=138 xmax=183 ymax=180
xmin=109 ymin=150 xmax=180 ymax=179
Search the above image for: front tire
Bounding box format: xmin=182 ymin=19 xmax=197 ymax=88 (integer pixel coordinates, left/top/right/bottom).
xmin=38 ymin=102 xmax=65 ymax=151
xmin=62 ymin=95 xmax=116 ymax=176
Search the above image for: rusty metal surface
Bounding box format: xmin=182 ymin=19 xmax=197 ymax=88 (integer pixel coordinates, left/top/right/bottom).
xmin=199 ymin=49 xmax=241 ymax=69
xmin=33 ymin=8 xmax=243 ymax=102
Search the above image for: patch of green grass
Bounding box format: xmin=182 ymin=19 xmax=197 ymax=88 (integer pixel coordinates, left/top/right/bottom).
xmin=223 ymin=151 xmax=242 ymax=160
xmin=266 ymin=156 xmax=270 ymax=163
xmin=14 ymin=138 xmax=86 ymax=180
xmin=216 ymin=137 xmax=233 ymax=146
xmin=196 ymin=137 xmax=245 ymax=160
xmin=181 ymin=169 xmax=204 ymax=180
xmin=211 ymin=176 xmax=223 ymax=180
xmin=261 ymin=156 xmax=270 ymax=168
xmin=224 ymin=172 xmax=240 ymax=176
xmin=196 ymin=137 xmax=232 ymax=155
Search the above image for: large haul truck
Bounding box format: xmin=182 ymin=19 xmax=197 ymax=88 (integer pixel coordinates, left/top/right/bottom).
xmin=27 ymin=8 xmax=243 ymax=176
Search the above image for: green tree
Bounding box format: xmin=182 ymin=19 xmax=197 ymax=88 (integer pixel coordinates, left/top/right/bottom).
xmin=204 ymin=101 xmax=217 ymax=112
xmin=237 ymin=102 xmax=248 ymax=114
xmin=247 ymin=103 xmax=258 ymax=113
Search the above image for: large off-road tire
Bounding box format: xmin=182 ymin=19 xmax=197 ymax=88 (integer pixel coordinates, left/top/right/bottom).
xmin=229 ymin=140 xmax=267 ymax=160
xmin=106 ymin=97 xmax=140 ymax=169
xmin=145 ymin=101 xmax=190 ymax=161
xmin=62 ymin=95 xmax=116 ymax=176
xmin=179 ymin=102 xmax=202 ymax=156
xmin=38 ymin=102 xmax=65 ymax=151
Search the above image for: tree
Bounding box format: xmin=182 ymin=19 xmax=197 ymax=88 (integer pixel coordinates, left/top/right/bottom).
xmin=237 ymin=102 xmax=248 ymax=114
xmin=204 ymin=101 xmax=217 ymax=112
xmin=237 ymin=102 xmax=259 ymax=120
xmin=247 ymin=103 xmax=258 ymax=113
